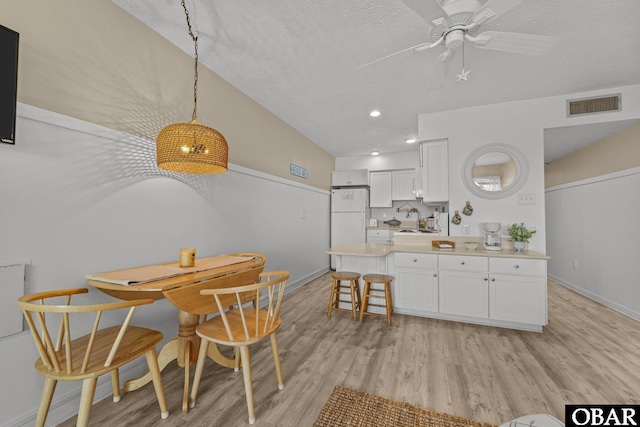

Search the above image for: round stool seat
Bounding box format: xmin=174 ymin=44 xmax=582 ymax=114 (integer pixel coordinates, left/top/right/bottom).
xmin=332 ymin=271 xmax=360 ymax=281
xmin=362 ymin=274 xmax=393 ymax=283
xmin=360 ymin=274 xmax=394 ymax=326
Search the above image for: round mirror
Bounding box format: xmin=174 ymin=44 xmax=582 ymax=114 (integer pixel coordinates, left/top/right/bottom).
xmin=462 ymin=144 xmax=528 ymax=199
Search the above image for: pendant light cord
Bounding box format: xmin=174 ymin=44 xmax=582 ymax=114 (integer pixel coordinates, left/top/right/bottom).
xmin=182 ymin=0 xmax=199 ymax=121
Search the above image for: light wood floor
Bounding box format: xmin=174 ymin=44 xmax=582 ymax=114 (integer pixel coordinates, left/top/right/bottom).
xmin=60 ymin=273 xmax=640 ymax=426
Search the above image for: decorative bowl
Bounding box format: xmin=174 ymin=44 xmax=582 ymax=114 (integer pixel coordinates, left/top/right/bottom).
xmin=464 ymin=241 xmax=478 ymax=250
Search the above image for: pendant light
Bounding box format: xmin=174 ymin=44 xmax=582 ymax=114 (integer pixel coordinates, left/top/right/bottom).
xmin=156 ymin=0 xmax=228 ymax=174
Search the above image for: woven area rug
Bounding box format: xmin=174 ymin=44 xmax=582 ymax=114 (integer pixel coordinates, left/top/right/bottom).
xmin=313 ymin=385 xmax=498 ymax=427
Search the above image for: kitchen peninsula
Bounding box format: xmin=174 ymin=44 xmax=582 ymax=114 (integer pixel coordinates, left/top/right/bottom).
xmin=326 ymin=234 xmax=550 ymax=332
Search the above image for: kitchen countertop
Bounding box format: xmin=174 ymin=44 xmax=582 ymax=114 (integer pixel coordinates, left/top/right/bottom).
xmin=325 ymin=236 xmax=550 ymax=260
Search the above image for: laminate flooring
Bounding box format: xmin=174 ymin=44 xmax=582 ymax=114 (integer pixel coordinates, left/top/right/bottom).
xmin=59 ymin=274 xmax=640 ymax=426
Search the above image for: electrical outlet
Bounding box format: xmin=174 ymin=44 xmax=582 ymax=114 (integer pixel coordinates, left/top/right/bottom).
xmin=518 ymin=193 xmax=536 ymax=205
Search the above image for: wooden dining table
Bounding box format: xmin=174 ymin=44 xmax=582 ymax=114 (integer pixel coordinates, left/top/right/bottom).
xmin=86 ymin=252 xmax=266 ymax=413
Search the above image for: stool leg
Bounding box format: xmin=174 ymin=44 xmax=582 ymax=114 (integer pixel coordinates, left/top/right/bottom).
xmin=327 ymin=279 xmax=337 ymax=318
xmin=349 ymin=279 xmax=357 ymax=320
xmin=359 ymin=281 xmax=370 ymax=322
xmin=384 ymin=283 xmax=393 ymax=326
xmin=354 ymin=280 xmax=362 ymax=312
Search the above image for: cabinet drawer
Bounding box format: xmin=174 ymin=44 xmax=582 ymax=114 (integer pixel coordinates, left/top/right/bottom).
xmin=439 ymin=255 xmax=487 ymax=272
xmin=394 ymin=252 xmax=437 ymax=269
xmin=367 ymin=229 xmax=391 ymax=238
xmin=490 ymin=258 xmax=546 ymax=276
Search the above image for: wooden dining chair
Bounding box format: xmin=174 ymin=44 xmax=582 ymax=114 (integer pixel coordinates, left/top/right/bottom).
xmin=189 ymin=271 xmax=289 ymax=424
xmin=18 ymin=288 xmax=169 ymax=427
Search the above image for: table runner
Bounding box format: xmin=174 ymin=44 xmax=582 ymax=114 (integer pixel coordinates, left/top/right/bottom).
xmin=86 ymin=254 xmax=255 ymax=286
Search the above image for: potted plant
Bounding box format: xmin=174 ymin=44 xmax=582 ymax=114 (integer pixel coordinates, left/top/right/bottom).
xmin=507 ymin=222 xmax=536 ymax=251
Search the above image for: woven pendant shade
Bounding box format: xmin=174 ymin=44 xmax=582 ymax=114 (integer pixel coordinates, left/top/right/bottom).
xmin=156 ymin=0 xmax=228 ymax=175
xmin=157 ymin=118 xmax=228 ymax=175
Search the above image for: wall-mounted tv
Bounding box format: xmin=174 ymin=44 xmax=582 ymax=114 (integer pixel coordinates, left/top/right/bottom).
xmin=0 ymin=24 xmax=19 ymax=145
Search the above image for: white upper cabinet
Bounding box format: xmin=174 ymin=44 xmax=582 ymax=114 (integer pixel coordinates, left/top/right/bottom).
xmin=332 ymin=169 xmax=369 ymax=187
xmin=421 ymin=140 xmax=448 ymax=202
xmin=369 ymin=171 xmax=392 ymax=207
xmin=392 ymin=170 xmax=416 ymax=201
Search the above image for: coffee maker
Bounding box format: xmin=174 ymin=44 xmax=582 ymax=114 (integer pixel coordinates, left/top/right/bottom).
xmin=483 ymin=222 xmax=502 ymax=251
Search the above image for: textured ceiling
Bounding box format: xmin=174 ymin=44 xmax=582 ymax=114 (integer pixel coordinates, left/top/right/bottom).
xmin=112 ymin=0 xmax=640 ymax=161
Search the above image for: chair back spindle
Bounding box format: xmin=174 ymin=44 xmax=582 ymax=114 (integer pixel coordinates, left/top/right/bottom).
xmin=200 ymin=271 xmax=289 ymax=345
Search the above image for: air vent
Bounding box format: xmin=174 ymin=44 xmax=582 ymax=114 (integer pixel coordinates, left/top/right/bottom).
xmin=567 ymin=94 xmax=621 ymax=117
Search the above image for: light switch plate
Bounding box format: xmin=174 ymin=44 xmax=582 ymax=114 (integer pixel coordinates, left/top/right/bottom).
xmin=518 ymin=193 xmax=536 ymax=205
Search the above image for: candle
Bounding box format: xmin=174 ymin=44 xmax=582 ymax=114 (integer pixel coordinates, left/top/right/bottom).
xmin=179 ymin=248 xmax=196 ymax=267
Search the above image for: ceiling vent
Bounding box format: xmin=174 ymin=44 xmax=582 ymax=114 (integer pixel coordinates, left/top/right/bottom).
xmin=567 ymin=94 xmax=621 ymax=117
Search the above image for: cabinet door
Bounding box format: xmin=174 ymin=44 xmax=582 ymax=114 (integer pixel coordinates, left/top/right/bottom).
xmin=370 ymin=171 xmax=392 ymax=207
xmin=394 ymin=267 xmax=439 ymax=314
xmin=331 ymin=171 xmax=350 ymax=186
xmin=367 ymin=229 xmax=392 ymax=243
xmin=392 ymin=170 xmax=416 ymax=200
xmin=489 ymin=274 xmax=546 ymax=325
xmin=421 ymin=140 xmax=448 ymax=202
xmin=348 ymin=169 xmax=369 ymax=186
xmin=332 ymin=169 xmax=369 ymax=186
xmin=438 ymin=270 xmax=488 ymax=318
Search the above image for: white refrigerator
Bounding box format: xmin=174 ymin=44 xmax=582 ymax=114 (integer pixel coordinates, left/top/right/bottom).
xmin=330 ymin=188 xmax=370 ymax=269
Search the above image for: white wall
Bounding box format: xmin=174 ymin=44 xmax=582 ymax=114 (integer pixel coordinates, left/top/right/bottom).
xmin=335 ymin=151 xmax=419 ymax=172
xmin=0 ymin=104 xmax=330 ymax=426
xmin=416 ymin=84 xmax=640 ymax=254
xmin=545 ymin=167 xmax=640 ymax=321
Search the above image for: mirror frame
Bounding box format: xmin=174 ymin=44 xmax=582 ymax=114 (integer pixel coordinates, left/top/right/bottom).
xmin=461 ymin=144 xmax=529 ymax=199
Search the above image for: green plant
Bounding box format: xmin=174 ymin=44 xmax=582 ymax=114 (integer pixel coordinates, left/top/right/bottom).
xmin=508 ymin=222 xmax=536 ymax=242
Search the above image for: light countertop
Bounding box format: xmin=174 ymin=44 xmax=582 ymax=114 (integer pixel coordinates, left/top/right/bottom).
xmin=326 ymin=236 xmax=549 ymax=260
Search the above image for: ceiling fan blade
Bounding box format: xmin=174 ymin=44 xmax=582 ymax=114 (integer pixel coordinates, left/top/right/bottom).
xmin=468 ymin=31 xmax=558 ymax=55
xmin=402 ymin=0 xmax=451 ymax=32
xmin=471 ymin=0 xmax=524 ymax=26
xmin=426 ymin=49 xmax=455 ymax=93
xmin=354 ymin=38 xmax=444 ymax=70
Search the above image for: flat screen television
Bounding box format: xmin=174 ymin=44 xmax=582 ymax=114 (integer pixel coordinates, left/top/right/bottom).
xmin=0 ymin=24 xmax=19 ymax=145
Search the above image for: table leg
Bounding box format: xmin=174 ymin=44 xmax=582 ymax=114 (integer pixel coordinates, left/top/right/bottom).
xmin=123 ymin=310 xmax=236 ymax=395
xmin=124 ymin=339 xmax=178 ymax=392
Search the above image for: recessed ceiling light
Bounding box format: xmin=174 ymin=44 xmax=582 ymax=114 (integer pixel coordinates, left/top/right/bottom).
xmin=369 ymin=110 xmax=381 ymax=117
xmin=406 ymin=138 xmax=416 ymax=144
xmin=371 ymin=150 xmax=380 ymax=156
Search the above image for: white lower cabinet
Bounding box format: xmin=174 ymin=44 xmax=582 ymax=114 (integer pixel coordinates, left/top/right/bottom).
xmin=367 ymin=229 xmax=393 ymax=244
xmin=488 ymin=258 xmax=547 ymax=325
xmin=438 ymin=271 xmax=489 ymax=319
xmin=393 ymin=253 xmax=439 ymax=314
xmin=438 ymin=255 xmax=489 ymax=319
xmin=391 ymin=252 xmax=547 ymax=331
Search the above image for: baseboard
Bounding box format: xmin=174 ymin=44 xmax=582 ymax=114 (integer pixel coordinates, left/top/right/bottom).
xmin=549 ymin=274 xmax=640 ymax=322
xmin=285 ymin=267 xmax=330 ymax=294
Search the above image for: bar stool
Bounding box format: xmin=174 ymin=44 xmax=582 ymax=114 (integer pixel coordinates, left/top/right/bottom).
xmin=327 ymin=271 xmax=361 ymax=320
xmin=359 ymin=274 xmax=394 ymax=326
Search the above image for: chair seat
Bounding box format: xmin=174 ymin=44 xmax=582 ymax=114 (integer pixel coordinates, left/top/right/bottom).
xmin=196 ymin=309 xmax=281 ymax=346
xmin=35 ymin=326 xmax=163 ymax=381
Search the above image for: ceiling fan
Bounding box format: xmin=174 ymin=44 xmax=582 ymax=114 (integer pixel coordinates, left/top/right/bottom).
xmin=357 ymin=0 xmax=558 ymax=91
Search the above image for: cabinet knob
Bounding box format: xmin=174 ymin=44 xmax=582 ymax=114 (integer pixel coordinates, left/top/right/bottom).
xmin=514 ymin=264 xmax=520 ymax=269
xmin=413 ymin=259 xmax=418 ymax=262
xmin=491 ymin=277 xmax=496 ymax=281
xmin=460 ymin=261 xmax=466 ymax=265
xmin=483 ymin=277 xmax=488 ymax=281
xmin=433 ymin=273 xmax=438 ymax=277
